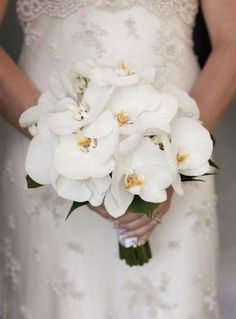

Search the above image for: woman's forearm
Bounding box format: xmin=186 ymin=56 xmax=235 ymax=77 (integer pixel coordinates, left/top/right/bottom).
xmin=0 ymin=47 xmax=40 ymax=135
xmin=191 ymin=42 xmax=236 ymax=131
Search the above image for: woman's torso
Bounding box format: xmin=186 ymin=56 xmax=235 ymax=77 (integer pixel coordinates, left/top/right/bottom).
xmin=16 ymin=0 xmax=200 ymax=92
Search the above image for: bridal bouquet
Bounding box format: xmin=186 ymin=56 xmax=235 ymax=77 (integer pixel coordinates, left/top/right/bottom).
xmin=19 ymin=59 xmax=218 ymax=266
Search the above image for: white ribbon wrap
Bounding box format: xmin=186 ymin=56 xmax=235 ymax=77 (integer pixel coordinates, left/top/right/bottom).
xmin=117 ymin=228 xmax=138 ymax=248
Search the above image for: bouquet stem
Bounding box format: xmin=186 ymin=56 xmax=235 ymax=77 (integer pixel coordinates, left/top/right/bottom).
xmin=119 ymin=241 xmax=152 ymax=266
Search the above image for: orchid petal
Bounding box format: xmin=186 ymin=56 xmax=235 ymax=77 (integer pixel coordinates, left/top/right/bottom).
xmin=50 ymin=70 xmax=76 ymax=99
xmin=54 ymin=134 xmax=116 ymax=180
xmin=83 ymin=83 xmax=114 ymax=116
xmin=82 ymin=111 xmax=115 ymax=138
xmin=161 ymin=85 xmax=200 ymax=119
xmin=89 ymin=192 xmax=104 ymax=207
xmin=104 ymin=189 xmax=133 ymax=218
xmin=107 ymin=84 xmax=157 ymax=118
xmin=86 ymin=176 xmax=111 ymax=194
xmin=93 ymin=125 xmax=119 ymax=162
xmin=25 ymin=134 xmax=57 ymax=185
xmin=118 ymin=134 xmax=142 ymax=154
xmin=47 ymin=111 xmax=81 ymax=135
xmin=19 ymin=105 xmax=44 ymax=128
xmin=161 ymin=134 xmax=183 ymax=195
xmin=180 ymin=162 xmax=211 ymax=177
xmin=54 ymin=176 xmax=92 ymax=202
xmin=171 ymin=117 xmax=213 ymax=169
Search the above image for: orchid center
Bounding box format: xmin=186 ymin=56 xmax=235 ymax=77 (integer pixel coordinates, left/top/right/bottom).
xmin=177 ymin=151 xmax=189 ymax=164
xmin=75 ymin=74 xmax=90 ymax=94
xmin=69 ymin=103 xmax=89 ymax=121
xmin=76 ymin=135 xmax=97 ymax=152
xmin=180 ymin=105 xmax=187 ymax=112
xmin=115 ymin=110 xmax=132 ymax=127
xmin=125 ymin=172 xmax=145 ymax=195
xmin=151 ymin=136 xmax=164 ymax=150
xmin=28 ymin=124 xmax=38 ymax=137
xmin=117 ymin=61 xmax=135 ymax=77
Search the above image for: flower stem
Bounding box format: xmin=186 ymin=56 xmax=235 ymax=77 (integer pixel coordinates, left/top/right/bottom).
xmin=119 ymin=241 xmax=152 ymax=266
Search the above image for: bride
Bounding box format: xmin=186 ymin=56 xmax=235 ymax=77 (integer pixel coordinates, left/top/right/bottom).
xmin=0 ymin=0 xmax=236 ymax=318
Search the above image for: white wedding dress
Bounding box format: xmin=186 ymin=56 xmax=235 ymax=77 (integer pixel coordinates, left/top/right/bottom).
xmin=0 ymin=1 xmax=220 ymax=318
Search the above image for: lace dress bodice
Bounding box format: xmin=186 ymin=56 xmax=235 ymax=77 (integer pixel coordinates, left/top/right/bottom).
xmin=17 ymin=0 xmax=198 ymax=27
xmin=16 ymin=0 xmax=200 ymax=92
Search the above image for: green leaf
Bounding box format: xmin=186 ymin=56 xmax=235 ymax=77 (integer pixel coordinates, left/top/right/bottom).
xmin=210 ymin=134 xmax=216 ymax=147
xmin=209 ymin=159 xmax=220 ymax=170
xmin=180 ymin=174 xmax=205 ymax=182
xmin=203 ymin=172 xmax=219 ymax=176
xmin=128 ymin=195 xmax=159 ymax=219
xmin=65 ymin=201 xmax=88 ymax=221
xmin=181 ymin=171 xmax=219 ymax=183
xmin=26 ymin=175 xmax=43 ymax=188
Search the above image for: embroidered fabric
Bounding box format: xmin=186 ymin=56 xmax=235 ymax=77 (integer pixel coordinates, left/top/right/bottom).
xmin=16 ymin=0 xmax=198 ymax=28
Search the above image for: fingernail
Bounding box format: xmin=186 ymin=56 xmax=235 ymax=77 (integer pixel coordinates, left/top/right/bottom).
xmin=119 ymin=234 xmax=128 ymax=240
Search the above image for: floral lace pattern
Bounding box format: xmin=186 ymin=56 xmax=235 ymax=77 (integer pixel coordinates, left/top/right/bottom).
xmin=123 ymin=274 xmax=177 ymax=317
xmin=47 ymin=269 xmax=86 ymax=301
xmin=16 ymin=0 xmax=198 ymax=29
xmin=71 ymin=15 xmax=108 ymax=56
xmin=0 ymin=237 xmax=21 ymax=291
xmin=186 ymin=197 xmax=218 ymax=242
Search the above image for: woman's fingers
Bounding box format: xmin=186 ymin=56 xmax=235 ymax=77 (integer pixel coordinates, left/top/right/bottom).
xmin=119 ymin=215 xmax=160 ymax=239
xmin=88 ymin=203 xmax=114 ymax=221
xmin=136 ymin=213 xmax=164 ymax=245
xmin=117 ymin=202 xmax=166 ymax=232
xmin=114 ymin=211 xmax=142 ymax=226
xmin=137 ymin=230 xmax=153 ymax=246
xmin=116 ymin=214 xmax=149 ymax=230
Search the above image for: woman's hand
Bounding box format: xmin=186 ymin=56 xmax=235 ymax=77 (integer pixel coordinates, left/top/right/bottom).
xmin=113 ymin=187 xmax=174 ymax=246
xmin=87 ymin=203 xmax=115 ymax=222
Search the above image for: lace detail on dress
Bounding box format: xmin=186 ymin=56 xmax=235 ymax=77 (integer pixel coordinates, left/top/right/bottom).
xmin=0 ymin=237 xmax=21 ymax=291
xmin=47 ymin=269 xmax=86 ymax=301
xmin=16 ymin=0 xmax=198 ymax=28
xmin=123 ymin=274 xmax=177 ymax=318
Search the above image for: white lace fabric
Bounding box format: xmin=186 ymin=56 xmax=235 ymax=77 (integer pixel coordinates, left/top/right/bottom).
xmin=16 ymin=0 xmax=198 ymax=27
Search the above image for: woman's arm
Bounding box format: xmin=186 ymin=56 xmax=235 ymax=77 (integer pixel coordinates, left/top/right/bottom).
xmin=0 ymin=0 xmax=8 ymax=22
xmin=191 ymin=0 xmax=236 ymax=131
xmin=0 ymin=0 xmax=40 ymax=135
xmin=0 ymin=48 xmax=40 ymax=134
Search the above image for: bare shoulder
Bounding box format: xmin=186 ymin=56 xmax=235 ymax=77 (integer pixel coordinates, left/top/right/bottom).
xmin=201 ymin=0 xmax=236 ymax=46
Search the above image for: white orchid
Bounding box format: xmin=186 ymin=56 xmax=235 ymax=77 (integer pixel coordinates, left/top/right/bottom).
xmin=47 ymin=82 xmax=114 ymax=135
xmin=156 ymin=117 xmax=213 ymax=195
xmin=25 ymin=113 xmax=112 ymax=205
xmin=104 ymin=135 xmax=172 ymax=217
xmin=106 ymin=84 xmax=178 ymax=135
xmin=19 ymin=70 xmax=79 ymax=129
xmin=171 ymin=118 xmax=213 ymax=175
xmin=19 ymin=91 xmax=57 ymax=128
xmin=53 ymin=111 xmax=119 ymax=180
xmin=53 ymin=175 xmax=111 ymax=207
xmin=161 ymin=85 xmax=200 ymax=120
xmin=70 ymin=71 xmax=91 ymax=95
xmin=24 ymin=114 xmax=59 ymax=185
xmin=75 ymin=58 xmax=156 ymax=87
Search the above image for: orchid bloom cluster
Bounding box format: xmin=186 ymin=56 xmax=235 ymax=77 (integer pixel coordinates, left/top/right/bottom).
xmin=20 ymin=58 xmax=213 ymax=218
